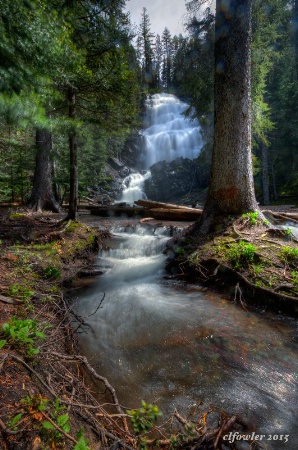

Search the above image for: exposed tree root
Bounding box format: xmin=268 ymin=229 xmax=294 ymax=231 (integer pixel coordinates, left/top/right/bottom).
xmin=188 ymin=257 xmax=298 ymax=316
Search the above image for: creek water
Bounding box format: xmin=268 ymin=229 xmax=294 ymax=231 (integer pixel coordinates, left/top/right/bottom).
xmin=120 ymin=93 xmax=204 ymax=204
xmin=74 ymin=223 xmax=298 ymax=449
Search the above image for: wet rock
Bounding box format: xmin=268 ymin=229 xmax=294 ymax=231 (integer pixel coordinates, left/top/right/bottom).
xmin=144 ymin=157 xmax=199 ymax=203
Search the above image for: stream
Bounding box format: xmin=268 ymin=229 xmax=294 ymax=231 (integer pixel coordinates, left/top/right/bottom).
xmin=74 ymin=222 xmax=298 ymax=449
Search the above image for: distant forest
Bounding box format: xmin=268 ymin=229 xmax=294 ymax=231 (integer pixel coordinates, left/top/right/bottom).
xmin=0 ymin=0 xmax=297 ymax=209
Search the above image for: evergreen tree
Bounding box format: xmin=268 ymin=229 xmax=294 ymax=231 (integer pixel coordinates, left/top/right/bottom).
xmin=196 ymin=0 xmax=258 ymax=235
xmin=153 ymin=34 xmax=163 ymax=89
xmin=137 ymin=8 xmax=156 ymax=90
xmin=161 ymin=28 xmax=173 ymax=91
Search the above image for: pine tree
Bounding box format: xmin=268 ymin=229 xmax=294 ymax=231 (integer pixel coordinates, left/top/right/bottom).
xmin=161 ymin=28 xmax=173 ymax=91
xmin=137 ymin=8 xmax=156 ymax=89
xmin=196 ymin=0 xmax=258 ymax=234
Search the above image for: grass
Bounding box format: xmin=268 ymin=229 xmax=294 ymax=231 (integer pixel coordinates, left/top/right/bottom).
xmin=227 ymin=241 xmax=256 ymax=268
xmin=242 ymin=211 xmax=259 ymax=225
xmin=280 ymin=246 xmax=298 ymax=265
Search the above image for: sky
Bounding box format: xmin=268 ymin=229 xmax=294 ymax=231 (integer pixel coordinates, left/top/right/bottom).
xmin=125 ymin=0 xmax=188 ymax=37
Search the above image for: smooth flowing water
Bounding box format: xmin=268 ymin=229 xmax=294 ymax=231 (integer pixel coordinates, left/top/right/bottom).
xmin=141 ymin=93 xmax=203 ymax=168
xmin=120 ymin=93 xmax=204 ymax=203
xmin=74 ymin=225 xmax=298 ymax=449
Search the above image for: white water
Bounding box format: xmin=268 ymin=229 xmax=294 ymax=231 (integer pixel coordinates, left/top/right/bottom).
xmin=75 ymin=226 xmax=298 ymax=449
xmin=120 ymin=172 xmax=151 ymax=204
xmin=141 ymin=93 xmax=203 ymax=169
xmin=120 ymin=93 xmax=203 ymax=203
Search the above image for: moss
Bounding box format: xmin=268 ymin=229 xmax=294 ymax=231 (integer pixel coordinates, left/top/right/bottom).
xmin=9 ymin=213 xmax=25 ymax=219
xmin=65 ymin=221 xmax=81 ymax=232
xmin=280 ymin=246 xmax=298 ymax=265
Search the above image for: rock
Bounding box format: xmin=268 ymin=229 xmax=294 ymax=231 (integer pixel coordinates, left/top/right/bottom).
xmin=108 ymin=157 xmax=125 ymax=170
xmin=144 ymin=157 xmax=199 ymax=203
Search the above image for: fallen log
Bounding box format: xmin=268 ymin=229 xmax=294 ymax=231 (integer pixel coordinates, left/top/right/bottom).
xmin=147 ymin=208 xmax=202 ymax=221
xmin=134 ymin=199 xmax=202 ymax=211
xmin=79 ymin=205 xmax=202 ymax=221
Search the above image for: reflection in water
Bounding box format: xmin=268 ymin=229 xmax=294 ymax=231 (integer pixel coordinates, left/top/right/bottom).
xmin=74 ymin=226 xmax=298 ymax=449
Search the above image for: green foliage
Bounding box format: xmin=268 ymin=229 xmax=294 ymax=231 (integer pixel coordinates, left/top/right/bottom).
xmin=7 ymin=283 xmax=34 ymax=300
xmin=12 ymin=395 xmax=90 ymax=448
xmin=66 ymin=221 xmax=80 ymax=232
xmin=189 ymin=251 xmax=200 ymax=265
xmin=242 ymin=211 xmax=260 ymax=225
xmin=43 ymin=266 xmax=61 ymax=279
xmin=228 ymin=241 xmax=256 ymax=268
xmin=253 ymin=264 xmax=264 ymax=276
xmin=174 ymin=246 xmax=186 ymax=257
xmin=284 ymin=227 xmax=292 ymax=237
xmin=8 ymin=413 xmax=23 ymax=431
xmin=73 ymin=436 xmax=90 ymax=450
xmin=127 ymin=401 xmax=162 ymax=435
xmin=0 ymin=316 xmax=49 ymax=356
xmin=291 ymin=271 xmax=298 ymax=286
xmin=40 ymin=398 xmax=71 ymax=445
xmin=21 ymin=393 xmax=49 ymax=411
xmin=9 ymin=213 xmax=24 ymax=219
xmin=280 ymin=246 xmax=298 ymax=265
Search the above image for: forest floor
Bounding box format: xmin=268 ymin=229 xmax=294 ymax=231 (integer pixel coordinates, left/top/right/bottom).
xmin=167 ymin=208 xmax=298 ymax=317
xmin=0 ymin=209 xmax=119 ymax=450
xmin=0 ymin=206 xmax=296 ymax=450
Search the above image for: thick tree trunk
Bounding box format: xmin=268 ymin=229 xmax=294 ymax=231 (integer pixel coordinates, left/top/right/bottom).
xmin=198 ymin=0 xmax=258 ymax=232
xmin=67 ymin=88 xmax=78 ymax=221
xmin=28 ymin=129 xmax=62 ymax=212
xmin=261 ymin=144 xmax=270 ymax=206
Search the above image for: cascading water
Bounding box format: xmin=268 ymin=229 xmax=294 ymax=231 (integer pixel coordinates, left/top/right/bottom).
xmin=120 ymin=172 xmax=151 ymax=204
xmin=74 ymin=224 xmax=298 ymax=449
xmin=141 ymin=93 xmax=203 ymax=168
xmin=120 ymin=93 xmax=203 ymax=203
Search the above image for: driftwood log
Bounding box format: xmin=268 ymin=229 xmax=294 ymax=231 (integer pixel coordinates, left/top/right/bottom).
xmin=82 ymin=202 xmax=202 ymax=221
xmin=134 ymin=199 xmax=202 ymax=211
xmin=145 ymin=208 xmax=202 ymax=221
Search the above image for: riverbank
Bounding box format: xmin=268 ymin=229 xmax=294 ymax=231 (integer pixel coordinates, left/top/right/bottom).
xmin=0 ymin=210 xmax=114 ymax=449
xmin=1 ymin=209 xmax=296 ymax=450
xmin=0 ymin=211 xmax=241 ymax=450
xmin=166 ymin=210 xmax=298 ymax=317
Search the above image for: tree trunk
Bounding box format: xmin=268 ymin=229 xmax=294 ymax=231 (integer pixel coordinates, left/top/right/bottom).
xmin=198 ymin=0 xmax=258 ymax=232
xmin=261 ymin=144 xmax=270 ymax=206
xmin=295 ymin=0 xmax=298 ymax=79
xmin=67 ymin=88 xmax=78 ymax=220
xmin=270 ymin=158 xmax=278 ymax=201
xmin=28 ymin=129 xmax=62 ymax=212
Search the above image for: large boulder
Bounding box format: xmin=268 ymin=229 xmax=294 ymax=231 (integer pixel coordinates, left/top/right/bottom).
xmin=144 ymin=158 xmax=198 ymax=203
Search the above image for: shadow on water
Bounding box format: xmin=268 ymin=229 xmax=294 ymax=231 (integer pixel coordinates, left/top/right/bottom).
xmin=73 ymin=224 xmax=298 ymax=449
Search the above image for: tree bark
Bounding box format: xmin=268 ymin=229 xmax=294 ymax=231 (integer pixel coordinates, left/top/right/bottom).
xmin=198 ymin=0 xmax=258 ymax=232
xmin=295 ymin=0 xmax=298 ymax=79
xmin=261 ymin=144 xmax=270 ymax=205
xmin=28 ymin=129 xmax=62 ymax=212
xmin=270 ymin=158 xmax=278 ymax=201
xmin=134 ymin=199 xmax=201 ymax=211
xmin=67 ymin=88 xmax=78 ymax=220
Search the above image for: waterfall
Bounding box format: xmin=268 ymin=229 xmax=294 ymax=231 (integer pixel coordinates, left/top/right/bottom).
xmin=141 ymin=93 xmax=203 ymax=169
xmin=120 ymin=172 xmax=151 ymax=204
xmin=120 ymin=93 xmax=203 ymax=203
